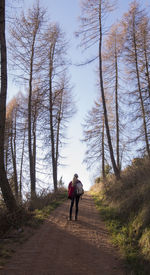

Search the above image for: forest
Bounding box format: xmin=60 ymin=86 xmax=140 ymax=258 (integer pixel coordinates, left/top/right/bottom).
xmin=0 ymin=0 xmax=150 ymax=271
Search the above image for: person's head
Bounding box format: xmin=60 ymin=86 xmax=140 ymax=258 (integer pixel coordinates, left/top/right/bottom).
xmin=72 ymin=173 xmax=78 ymax=185
xmin=74 ymin=173 xmax=78 ymax=179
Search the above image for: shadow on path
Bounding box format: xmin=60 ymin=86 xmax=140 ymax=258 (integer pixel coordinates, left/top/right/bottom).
xmin=0 ymin=194 xmax=127 ymax=275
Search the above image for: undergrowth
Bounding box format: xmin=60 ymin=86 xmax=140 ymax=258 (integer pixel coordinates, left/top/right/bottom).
xmin=93 ymin=194 xmax=148 ymax=274
xmin=32 ymin=191 xmax=67 ymax=226
xmin=0 ymin=188 xmax=67 ymax=234
xmin=91 ymin=158 xmax=150 ymax=275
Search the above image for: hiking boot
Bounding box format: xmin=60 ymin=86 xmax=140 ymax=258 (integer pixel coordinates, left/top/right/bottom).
xmin=75 ymin=216 xmax=78 ymax=221
xmin=68 ymin=217 xmax=72 ymax=221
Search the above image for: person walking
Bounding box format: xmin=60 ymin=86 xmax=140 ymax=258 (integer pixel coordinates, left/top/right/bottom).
xmin=68 ymin=173 xmax=84 ymax=221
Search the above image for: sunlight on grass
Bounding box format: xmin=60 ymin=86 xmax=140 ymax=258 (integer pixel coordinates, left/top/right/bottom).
xmin=34 ymin=200 xmax=62 ymax=221
xmin=91 ymin=162 xmax=150 ymax=275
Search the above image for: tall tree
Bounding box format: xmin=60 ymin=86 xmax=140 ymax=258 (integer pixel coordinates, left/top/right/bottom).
xmin=77 ymin=0 xmax=120 ymax=178
xmin=122 ymin=0 xmax=150 ymax=157
xmin=82 ymin=98 xmax=106 ymax=178
xmin=5 ymin=94 xmax=26 ymax=201
xmin=0 ymin=0 xmax=18 ymax=211
xmin=138 ymin=16 xmax=150 ymax=126
xmin=103 ymin=23 xmax=124 ymax=170
xmin=41 ymin=24 xmax=75 ymax=191
xmin=9 ymin=2 xmax=46 ymax=199
xmin=7 ymin=98 xmax=19 ymax=200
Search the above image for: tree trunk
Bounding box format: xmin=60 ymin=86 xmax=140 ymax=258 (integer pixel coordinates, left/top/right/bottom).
xmin=5 ymin=133 xmax=9 ymax=173
xmin=10 ymin=118 xmax=18 ymax=201
xmin=49 ymin=76 xmax=57 ymax=192
xmin=32 ymin=106 xmax=37 ymax=197
xmin=98 ymin=1 xmax=120 ymax=179
xmin=143 ymin=34 xmax=150 ymax=98
xmin=49 ymin=42 xmax=58 ymax=192
xmin=28 ymin=39 xmax=36 ymax=200
xmin=55 ymin=89 xmax=63 ymax=184
xmin=19 ymin=127 xmax=26 ymax=202
xmin=133 ymin=25 xmax=150 ymax=157
xmin=115 ymin=45 xmax=120 ymax=170
xmin=102 ymin=116 xmax=105 ymax=179
xmin=0 ymin=0 xmax=18 ymax=211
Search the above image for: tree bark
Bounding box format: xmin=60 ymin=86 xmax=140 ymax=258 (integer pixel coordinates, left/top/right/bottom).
xmin=101 ymin=116 xmax=105 ymax=179
xmin=28 ymin=36 xmax=36 ymax=200
xmin=55 ymin=89 xmax=63 ymax=180
xmin=133 ymin=22 xmax=150 ymax=157
xmin=19 ymin=126 xmax=26 ymax=202
xmin=0 ymin=0 xmax=18 ymax=211
xmin=143 ymin=39 xmax=150 ymax=98
xmin=115 ymin=44 xmax=120 ymax=170
xmin=98 ymin=1 xmax=120 ymax=179
xmin=49 ymin=61 xmax=57 ymax=192
xmin=10 ymin=117 xmax=18 ymax=201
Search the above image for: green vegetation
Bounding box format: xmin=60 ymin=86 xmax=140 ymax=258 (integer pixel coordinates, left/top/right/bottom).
xmin=90 ymin=158 xmax=150 ymax=274
xmin=32 ymin=190 xmax=67 ymax=226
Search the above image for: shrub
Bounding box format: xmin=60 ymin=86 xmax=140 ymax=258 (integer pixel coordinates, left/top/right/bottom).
xmin=91 ymin=157 xmax=150 ymax=269
xmin=139 ymin=228 xmax=150 ymax=260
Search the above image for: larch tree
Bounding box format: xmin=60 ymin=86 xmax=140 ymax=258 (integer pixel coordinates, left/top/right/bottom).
xmin=138 ymin=15 xmax=150 ymax=132
xmin=9 ymin=2 xmax=46 ymax=199
xmin=122 ymin=0 xmax=150 ymax=157
xmin=102 ymin=23 xmax=125 ymax=170
xmin=5 ymin=97 xmax=19 ymax=201
xmin=77 ymin=0 xmax=120 ymax=178
xmin=5 ymin=93 xmax=27 ymax=202
xmin=18 ymin=119 xmax=26 ymax=201
xmin=0 ymin=0 xmax=18 ymax=211
xmin=139 ymin=16 xmax=150 ymax=96
xmin=82 ymin=98 xmax=106 ymax=179
xmin=40 ymin=24 xmax=75 ymax=191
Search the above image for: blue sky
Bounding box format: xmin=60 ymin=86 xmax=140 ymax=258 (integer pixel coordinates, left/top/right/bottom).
xmin=7 ymin=0 xmax=150 ymax=190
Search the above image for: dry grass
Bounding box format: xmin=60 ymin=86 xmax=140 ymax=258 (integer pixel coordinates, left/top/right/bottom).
xmin=0 ymin=188 xmax=67 ymax=237
xmin=91 ymin=157 xmax=150 ymax=267
xmin=24 ymin=187 xmax=67 ymax=211
xmin=103 ymin=158 xmax=150 ymax=220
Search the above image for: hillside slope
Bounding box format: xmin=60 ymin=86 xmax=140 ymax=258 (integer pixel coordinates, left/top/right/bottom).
xmin=91 ymin=158 xmax=150 ymax=273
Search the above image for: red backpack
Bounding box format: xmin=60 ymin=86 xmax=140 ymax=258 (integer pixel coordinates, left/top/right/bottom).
xmin=68 ymin=182 xmax=75 ymax=199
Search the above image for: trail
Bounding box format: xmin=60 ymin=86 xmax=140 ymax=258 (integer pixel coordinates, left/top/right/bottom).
xmin=1 ymin=194 xmax=127 ymax=275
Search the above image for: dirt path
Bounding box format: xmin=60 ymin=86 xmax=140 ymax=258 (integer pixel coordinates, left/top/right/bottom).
xmin=1 ymin=194 xmax=127 ymax=275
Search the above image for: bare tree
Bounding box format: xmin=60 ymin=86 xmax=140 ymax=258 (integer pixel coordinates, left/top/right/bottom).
xmin=103 ymin=23 xmax=125 ymax=170
xmin=77 ymin=0 xmax=120 ymax=178
xmin=122 ymin=0 xmax=150 ymax=157
xmin=9 ymin=2 xmax=46 ymax=199
xmin=5 ymin=98 xmax=19 ymax=200
xmin=39 ymin=23 xmax=76 ymax=191
xmin=5 ymin=93 xmax=27 ymax=202
xmin=138 ymin=15 xmax=150 ymax=134
xmin=0 ymin=0 xmax=18 ymax=211
xmin=82 ymin=98 xmax=106 ymax=178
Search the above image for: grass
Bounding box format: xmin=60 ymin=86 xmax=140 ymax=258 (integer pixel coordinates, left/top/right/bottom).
xmin=32 ymin=195 xmax=67 ymax=225
xmin=92 ymin=191 xmax=150 ymax=275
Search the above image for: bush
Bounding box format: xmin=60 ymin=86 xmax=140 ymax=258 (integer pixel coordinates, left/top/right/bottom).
xmin=0 ymin=188 xmax=67 ymax=236
xmin=139 ymin=228 xmax=150 ymax=259
xmin=24 ymin=188 xmax=67 ymax=211
xmin=0 ymin=206 xmax=31 ymax=236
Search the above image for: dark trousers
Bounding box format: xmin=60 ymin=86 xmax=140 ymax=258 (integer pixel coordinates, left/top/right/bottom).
xmin=69 ymin=195 xmax=80 ymax=219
